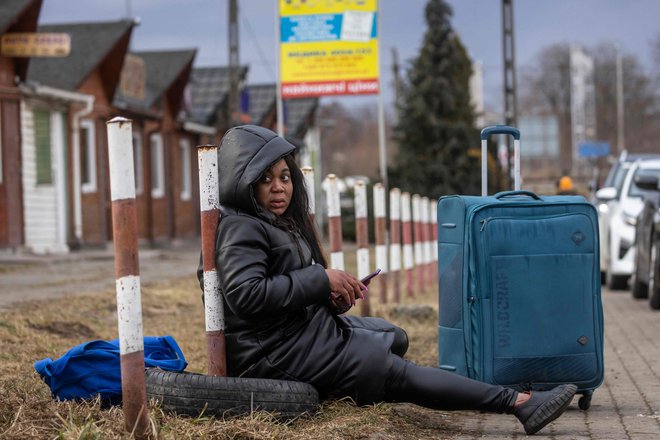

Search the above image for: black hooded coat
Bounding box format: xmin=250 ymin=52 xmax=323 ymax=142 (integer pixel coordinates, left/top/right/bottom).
xmin=202 ymin=125 xmax=400 ymax=404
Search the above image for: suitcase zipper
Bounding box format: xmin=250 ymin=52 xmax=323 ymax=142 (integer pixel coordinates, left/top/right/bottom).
xmin=479 ymin=212 xmax=581 ymax=232
xmin=467 ymin=294 xmax=480 ymax=380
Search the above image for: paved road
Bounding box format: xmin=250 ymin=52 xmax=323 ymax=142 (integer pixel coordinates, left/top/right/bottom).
xmin=0 ymin=240 xmax=201 ymax=310
xmin=453 ymin=287 xmax=660 ymax=439
xmin=1 ymin=244 xmax=659 ymax=438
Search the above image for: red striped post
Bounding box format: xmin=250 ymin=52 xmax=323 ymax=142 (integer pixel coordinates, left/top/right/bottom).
xmin=354 ymin=180 xmax=370 ymax=316
xmin=412 ymin=194 xmax=424 ymax=293
xmin=430 ymin=197 xmax=438 ymax=286
xmin=421 ymin=196 xmax=432 ymax=291
xmin=326 ymin=174 xmax=344 ymax=270
xmin=401 ymin=192 xmax=415 ymax=298
xmin=373 ymin=183 xmax=388 ymax=303
xmin=302 ymin=167 xmax=316 ymax=224
xmin=389 ymin=188 xmax=402 ymax=303
xmin=106 ymin=117 xmax=150 ymax=439
xmin=197 ymin=145 xmax=226 ymax=377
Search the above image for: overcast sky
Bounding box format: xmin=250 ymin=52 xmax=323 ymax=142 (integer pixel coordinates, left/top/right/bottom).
xmin=39 ymin=0 xmax=660 ymax=114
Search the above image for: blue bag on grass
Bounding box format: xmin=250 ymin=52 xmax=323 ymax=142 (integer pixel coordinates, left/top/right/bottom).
xmin=34 ymin=335 xmax=187 ymax=405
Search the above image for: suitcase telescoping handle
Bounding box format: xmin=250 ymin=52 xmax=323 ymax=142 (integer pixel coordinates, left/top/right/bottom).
xmin=480 ymin=125 xmax=521 ymax=197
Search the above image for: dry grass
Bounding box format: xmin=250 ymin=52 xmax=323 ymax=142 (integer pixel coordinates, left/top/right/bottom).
xmin=0 ymin=268 xmax=466 ymax=439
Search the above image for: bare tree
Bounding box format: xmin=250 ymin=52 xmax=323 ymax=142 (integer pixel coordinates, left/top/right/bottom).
xmin=317 ymin=102 xmax=389 ymax=180
xmin=593 ymin=43 xmax=657 ymax=153
xmin=651 ymin=33 xmax=660 ymax=83
xmin=520 ymin=44 xmax=572 ymax=174
xmin=520 ymin=42 xmax=659 ymax=174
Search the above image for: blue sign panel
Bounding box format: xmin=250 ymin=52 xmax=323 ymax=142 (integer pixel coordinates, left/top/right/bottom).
xmin=578 ymin=141 xmax=610 ymax=158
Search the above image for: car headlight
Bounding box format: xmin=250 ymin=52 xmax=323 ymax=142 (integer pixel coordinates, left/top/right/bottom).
xmin=598 ymin=203 xmax=609 ymax=214
xmin=622 ymin=212 xmax=637 ymax=227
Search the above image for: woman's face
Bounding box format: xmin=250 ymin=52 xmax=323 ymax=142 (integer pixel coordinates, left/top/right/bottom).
xmin=255 ymin=159 xmax=292 ymax=216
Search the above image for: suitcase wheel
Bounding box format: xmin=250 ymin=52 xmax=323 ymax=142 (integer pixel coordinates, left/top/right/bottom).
xmin=578 ymin=391 xmax=593 ymax=410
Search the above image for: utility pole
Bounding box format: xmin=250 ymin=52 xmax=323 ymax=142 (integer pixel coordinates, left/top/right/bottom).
xmin=616 ymin=46 xmax=624 ymax=156
xmin=228 ymin=0 xmax=240 ymax=128
xmin=391 ymin=47 xmax=401 ymax=121
xmin=502 ymin=0 xmax=517 ymax=188
xmin=125 ymin=0 xmax=132 ymax=18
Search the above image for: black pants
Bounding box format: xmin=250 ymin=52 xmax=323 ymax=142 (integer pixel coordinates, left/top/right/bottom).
xmin=385 ymin=326 xmax=518 ymax=414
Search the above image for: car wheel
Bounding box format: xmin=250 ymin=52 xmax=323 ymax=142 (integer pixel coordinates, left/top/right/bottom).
xmin=606 ymin=233 xmax=628 ymax=290
xmin=632 ymin=276 xmax=649 ymax=299
xmin=632 ymin=244 xmax=649 ymax=299
xmin=606 ymin=264 xmax=629 ymax=290
xmin=145 ymin=368 xmax=319 ymax=420
xmin=649 ymin=238 xmax=660 ymax=310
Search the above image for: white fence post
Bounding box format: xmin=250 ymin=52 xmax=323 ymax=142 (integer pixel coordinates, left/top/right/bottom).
xmin=106 ymin=116 xmax=149 ymax=438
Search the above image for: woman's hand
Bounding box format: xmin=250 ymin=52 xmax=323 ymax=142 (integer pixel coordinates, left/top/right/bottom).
xmin=328 ymin=292 xmax=352 ymax=315
xmin=325 ymin=269 xmax=366 ymax=308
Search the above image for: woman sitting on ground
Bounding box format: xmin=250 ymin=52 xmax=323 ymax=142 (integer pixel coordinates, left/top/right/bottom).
xmin=199 ymin=125 xmax=577 ymax=435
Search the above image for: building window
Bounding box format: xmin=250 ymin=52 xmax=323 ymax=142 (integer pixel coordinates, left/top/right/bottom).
xmin=80 ymin=119 xmax=96 ymax=193
xmin=133 ymin=133 xmax=143 ymax=195
xmin=150 ymin=133 xmax=165 ymax=198
xmin=180 ymin=138 xmax=191 ymax=201
xmin=34 ymin=110 xmax=52 ymax=185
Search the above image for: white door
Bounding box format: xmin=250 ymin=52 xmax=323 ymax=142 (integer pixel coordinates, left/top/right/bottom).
xmin=21 ymin=103 xmax=69 ymax=254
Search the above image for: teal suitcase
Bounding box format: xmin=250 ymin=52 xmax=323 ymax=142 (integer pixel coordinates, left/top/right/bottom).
xmin=436 ymin=126 xmax=604 ymax=410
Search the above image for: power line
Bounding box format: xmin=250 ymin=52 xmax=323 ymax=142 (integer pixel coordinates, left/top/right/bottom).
xmin=239 ymin=8 xmax=277 ymax=82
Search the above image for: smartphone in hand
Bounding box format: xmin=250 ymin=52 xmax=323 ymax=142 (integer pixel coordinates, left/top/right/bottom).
xmin=360 ymin=268 xmax=381 ymax=284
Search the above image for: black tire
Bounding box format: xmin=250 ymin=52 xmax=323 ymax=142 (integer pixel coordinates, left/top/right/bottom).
xmin=607 ymin=271 xmax=628 ymax=290
xmin=650 ymin=291 xmax=660 ymax=310
xmin=632 ymin=251 xmax=649 ymax=299
xmin=606 ymin=234 xmax=629 ymax=290
xmin=145 ymin=368 xmax=319 ymax=420
xmin=649 ymin=239 xmax=660 ymax=310
xmin=632 ymin=278 xmax=648 ymax=299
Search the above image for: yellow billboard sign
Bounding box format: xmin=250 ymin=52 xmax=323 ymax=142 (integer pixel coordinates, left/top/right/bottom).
xmin=1 ymin=33 xmax=70 ymax=57
xmin=279 ymin=0 xmax=379 ymax=98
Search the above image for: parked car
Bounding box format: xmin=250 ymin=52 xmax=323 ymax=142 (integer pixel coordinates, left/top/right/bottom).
xmin=596 ymin=159 xmax=660 ymax=289
xmin=631 ymin=173 xmax=660 ymax=308
xmin=598 ymin=152 xmax=660 ymax=194
xmin=593 ymin=152 xmax=650 ymax=282
xmin=595 ymin=158 xmax=632 ymax=284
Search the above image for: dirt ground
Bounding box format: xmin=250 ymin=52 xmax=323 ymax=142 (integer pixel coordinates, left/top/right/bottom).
xmin=0 ymin=239 xmax=202 ymax=310
xmin=0 ymin=241 xmax=463 ymax=439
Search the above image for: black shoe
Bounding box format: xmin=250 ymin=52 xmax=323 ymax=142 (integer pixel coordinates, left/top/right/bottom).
xmin=513 ymin=384 xmax=578 ymax=435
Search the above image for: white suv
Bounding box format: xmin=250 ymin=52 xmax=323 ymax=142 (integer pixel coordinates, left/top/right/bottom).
xmin=596 ymin=159 xmax=660 ymax=289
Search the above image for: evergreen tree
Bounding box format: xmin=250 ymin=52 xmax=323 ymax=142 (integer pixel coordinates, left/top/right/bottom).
xmin=390 ymin=0 xmax=482 ymax=197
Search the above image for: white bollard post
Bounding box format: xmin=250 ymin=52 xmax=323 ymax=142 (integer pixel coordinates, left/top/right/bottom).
xmin=389 ymin=188 xmax=402 ymax=303
xmin=325 ymin=174 xmax=344 ymax=270
xmin=355 ymin=180 xmax=370 ymax=316
xmin=421 ymin=196 xmax=431 ymax=291
xmin=373 ymin=183 xmax=388 ymax=304
xmin=106 ymin=116 xmax=149 ymax=439
xmin=401 ymin=192 xmax=414 ymax=298
xmin=430 ymin=197 xmax=438 ymax=285
xmin=302 ymin=166 xmax=315 ymax=223
xmin=197 ymin=145 xmax=226 ymax=377
xmin=412 ymin=194 xmax=424 ymax=293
